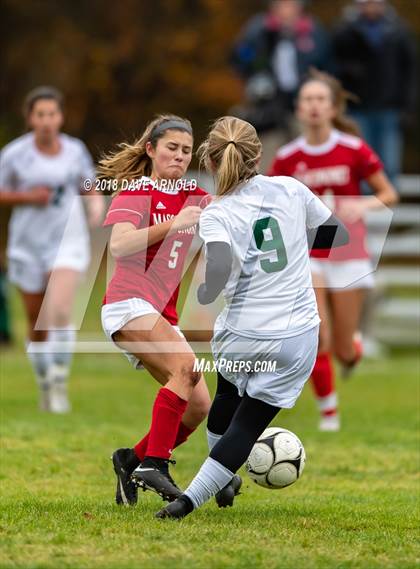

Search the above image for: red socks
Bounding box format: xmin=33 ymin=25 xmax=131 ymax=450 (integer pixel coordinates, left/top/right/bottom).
xmin=134 ymin=387 xmax=188 ymax=460
xmin=174 ymin=421 xmax=195 ymax=447
xmin=133 ymin=421 xmax=195 ymax=461
xmin=311 ymin=352 xmax=338 ymax=417
xmin=133 ymin=434 xmax=149 ymax=461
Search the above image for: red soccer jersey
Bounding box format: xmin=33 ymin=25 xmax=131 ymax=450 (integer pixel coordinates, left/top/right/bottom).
xmin=103 ymin=178 xmax=208 ymax=325
xmin=268 ymin=129 xmax=383 ymax=260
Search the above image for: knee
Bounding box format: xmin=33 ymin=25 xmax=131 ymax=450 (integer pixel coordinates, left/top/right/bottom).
xmin=174 ymin=357 xmax=201 ymax=388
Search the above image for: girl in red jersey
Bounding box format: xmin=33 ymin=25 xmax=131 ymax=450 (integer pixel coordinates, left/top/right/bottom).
xmin=268 ymin=70 xmax=398 ymax=431
xmin=99 ymin=115 xmax=211 ymax=504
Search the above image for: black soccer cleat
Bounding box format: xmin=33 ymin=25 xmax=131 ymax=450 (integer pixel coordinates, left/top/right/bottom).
xmin=215 ymin=474 xmax=243 ymax=508
xmin=155 ymin=495 xmax=194 ymax=520
xmin=131 ymin=458 xmax=182 ymax=502
xmin=111 ymin=448 xmax=139 ymax=506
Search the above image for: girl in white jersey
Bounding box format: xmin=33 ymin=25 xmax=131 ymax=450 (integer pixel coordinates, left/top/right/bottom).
xmin=0 ymin=86 xmax=104 ymax=413
xmin=269 ymin=71 xmax=398 ymax=431
xmin=156 ymin=116 xmax=349 ymax=520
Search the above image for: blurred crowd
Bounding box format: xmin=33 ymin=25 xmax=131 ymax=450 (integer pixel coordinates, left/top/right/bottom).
xmin=230 ymin=0 xmax=417 ymax=178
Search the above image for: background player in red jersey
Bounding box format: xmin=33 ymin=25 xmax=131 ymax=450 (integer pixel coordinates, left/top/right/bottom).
xmin=98 ymin=115 xmax=211 ymax=504
xmin=268 ymin=70 xmax=398 ymax=431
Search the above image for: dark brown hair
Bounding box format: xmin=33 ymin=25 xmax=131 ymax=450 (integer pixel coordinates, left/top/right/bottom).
xmin=24 ymin=86 xmax=64 ymax=117
xmin=97 ymin=114 xmax=193 ymax=183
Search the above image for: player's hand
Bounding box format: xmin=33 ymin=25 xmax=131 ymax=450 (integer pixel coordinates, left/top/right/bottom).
xmin=25 ymin=186 xmax=51 ymax=206
xmin=172 ymin=206 xmax=202 ymax=231
xmin=336 ymin=198 xmax=367 ymax=224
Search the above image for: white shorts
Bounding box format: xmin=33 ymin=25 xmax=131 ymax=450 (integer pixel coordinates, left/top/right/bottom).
xmin=8 ymin=238 xmax=90 ymax=293
xmin=211 ymin=325 xmax=319 ymax=409
xmin=310 ymin=258 xmax=374 ymax=290
xmin=101 ymin=297 xmax=185 ymax=370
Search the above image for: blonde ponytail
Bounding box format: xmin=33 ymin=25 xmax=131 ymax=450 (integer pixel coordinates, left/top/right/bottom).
xmin=198 ymin=116 xmax=261 ymax=197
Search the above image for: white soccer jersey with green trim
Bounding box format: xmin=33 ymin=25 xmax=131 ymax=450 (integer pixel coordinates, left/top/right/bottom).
xmin=199 ymin=174 xmax=331 ymax=338
xmin=0 ymin=132 xmax=94 ymax=264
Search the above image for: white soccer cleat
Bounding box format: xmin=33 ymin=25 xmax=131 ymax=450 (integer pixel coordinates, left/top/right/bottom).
xmin=319 ymin=414 xmax=341 ymax=432
xmin=48 ymin=364 xmax=71 ymax=414
xmin=49 ymin=381 xmax=71 ymax=414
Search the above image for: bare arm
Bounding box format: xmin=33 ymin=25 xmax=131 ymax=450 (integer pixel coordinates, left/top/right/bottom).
xmin=110 ymin=220 xmax=176 ymax=258
xmin=85 ymin=192 xmax=106 ymax=227
xmin=109 ymin=205 xmax=202 ymax=258
xmin=366 ymin=170 xmax=399 ymax=208
xmin=337 ymin=171 xmax=399 ymax=223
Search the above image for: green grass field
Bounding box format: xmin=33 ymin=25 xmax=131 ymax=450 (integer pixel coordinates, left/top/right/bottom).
xmin=0 ymin=288 xmax=419 ymax=569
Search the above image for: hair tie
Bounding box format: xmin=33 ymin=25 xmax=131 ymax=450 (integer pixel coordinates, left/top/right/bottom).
xmin=227 ymin=140 xmax=237 ymax=147
xmin=151 ymin=119 xmax=193 ymax=139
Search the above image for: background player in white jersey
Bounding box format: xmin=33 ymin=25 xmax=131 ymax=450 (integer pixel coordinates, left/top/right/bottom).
xmin=0 ymin=86 xmax=104 ymax=413
xmin=269 ymin=71 xmax=398 ymax=431
xmin=156 ymin=116 xmax=349 ymax=520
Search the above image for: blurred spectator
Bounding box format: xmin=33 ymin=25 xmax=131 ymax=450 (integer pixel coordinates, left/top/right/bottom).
xmin=332 ymin=0 xmax=417 ymax=185
xmin=230 ymin=0 xmax=330 ymax=171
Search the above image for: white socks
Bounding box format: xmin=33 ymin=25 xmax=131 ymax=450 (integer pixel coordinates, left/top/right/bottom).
xmin=181 ymin=432 xmax=233 ymax=509
xmin=26 ymin=326 xmax=76 ymax=413
xmin=207 ymin=429 xmax=222 ymax=451
xmin=49 ymin=327 xmax=76 ymax=369
xmin=26 ymin=340 xmax=51 ymax=388
xmin=184 ymin=457 xmax=234 ymax=509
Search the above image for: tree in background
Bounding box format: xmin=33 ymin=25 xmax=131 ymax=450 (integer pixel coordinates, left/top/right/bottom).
xmin=0 ymin=0 xmax=418 ymax=169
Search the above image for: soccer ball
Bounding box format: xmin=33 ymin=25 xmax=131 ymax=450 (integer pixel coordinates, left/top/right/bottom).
xmin=246 ymin=427 xmax=306 ymax=489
